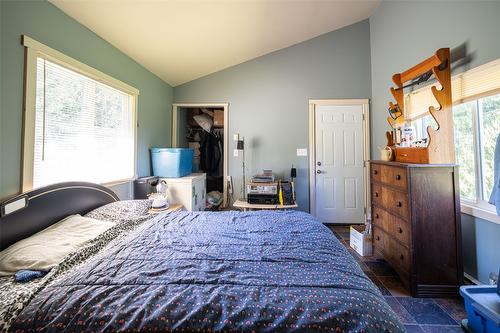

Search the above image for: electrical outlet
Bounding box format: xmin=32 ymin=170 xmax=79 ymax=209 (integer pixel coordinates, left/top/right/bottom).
xmin=233 ymin=149 xmax=239 ymax=157
xmin=297 ymin=148 xmax=307 ymax=156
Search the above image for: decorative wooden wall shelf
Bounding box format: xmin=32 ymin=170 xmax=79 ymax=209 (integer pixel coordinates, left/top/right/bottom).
xmin=386 ymin=48 xmax=455 ymax=164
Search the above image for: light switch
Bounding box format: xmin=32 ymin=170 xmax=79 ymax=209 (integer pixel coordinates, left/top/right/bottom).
xmin=234 ymin=149 xmax=239 ymax=157
xmin=296 ymin=148 xmax=308 ymax=156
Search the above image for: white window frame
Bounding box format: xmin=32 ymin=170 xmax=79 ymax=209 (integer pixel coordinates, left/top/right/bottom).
xmin=21 ymin=35 xmax=139 ymax=191
xmin=458 ymin=96 xmax=500 ymax=224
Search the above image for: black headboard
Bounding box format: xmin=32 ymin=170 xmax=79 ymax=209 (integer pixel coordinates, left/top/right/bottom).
xmin=0 ymin=182 xmax=119 ymax=250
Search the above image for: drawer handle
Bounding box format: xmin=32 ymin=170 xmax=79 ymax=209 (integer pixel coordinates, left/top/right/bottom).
xmin=376 ymin=236 xmax=380 ymax=241
xmin=374 ymin=170 xmax=378 ymax=175
xmin=400 ymin=254 xmax=404 ymax=260
xmin=398 ymin=227 xmax=403 ymax=233
xmin=395 ymin=174 xmax=401 ymax=180
xmin=375 ymin=192 xmax=379 ymax=197
xmin=396 ymin=201 xmax=402 ymax=207
xmin=375 ymin=214 xmax=379 ymax=219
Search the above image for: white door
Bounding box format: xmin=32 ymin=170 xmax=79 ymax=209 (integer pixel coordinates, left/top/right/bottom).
xmin=314 ymin=103 xmax=365 ymax=224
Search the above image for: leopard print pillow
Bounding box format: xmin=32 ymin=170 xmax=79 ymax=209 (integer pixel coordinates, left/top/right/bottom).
xmin=85 ymin=199 xmax=152 ymax=223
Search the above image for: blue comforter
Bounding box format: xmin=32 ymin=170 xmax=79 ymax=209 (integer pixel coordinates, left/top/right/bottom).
xmin=12 ymin=210 xmax=403 ymax=332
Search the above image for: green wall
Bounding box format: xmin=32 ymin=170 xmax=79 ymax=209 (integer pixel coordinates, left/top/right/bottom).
xmin=0 ymin=0 xmax=173 ymax=200
xmin=174 ymin=20 xmax=372 ymax=210
xmin=370 ymin=0 xmax=500 ymax=284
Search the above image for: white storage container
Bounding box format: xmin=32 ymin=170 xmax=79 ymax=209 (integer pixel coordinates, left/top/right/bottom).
xmin=350 ymin=225 xmax=373 ymax=256
xmin=161 ymin=173 xmax=206 ymax=211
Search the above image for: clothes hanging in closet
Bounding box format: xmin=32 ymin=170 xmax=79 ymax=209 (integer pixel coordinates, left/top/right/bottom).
xmin=200 ymin=132 xmax=222 ymax=177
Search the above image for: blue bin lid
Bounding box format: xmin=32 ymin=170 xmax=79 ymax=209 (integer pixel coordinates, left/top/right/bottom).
xmin=460 ymin=285 xmax=500 ymax=325
xmin=150 ymin=148 xmax=194 ymax=153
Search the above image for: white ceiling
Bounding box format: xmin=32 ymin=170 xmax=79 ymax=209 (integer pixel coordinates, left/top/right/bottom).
xmin=49 ymin=0 xmax=380 ymax=87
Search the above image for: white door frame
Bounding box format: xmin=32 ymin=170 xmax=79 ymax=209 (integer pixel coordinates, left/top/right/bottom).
xmin=172 ymin=103 xmax=229 ymax=208
xmin=308 ymin=99 xmax=371 ymax=223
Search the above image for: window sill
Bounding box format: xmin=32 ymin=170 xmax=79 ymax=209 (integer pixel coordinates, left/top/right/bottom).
xmin=461 ymin=202 xmax=500 ymax=225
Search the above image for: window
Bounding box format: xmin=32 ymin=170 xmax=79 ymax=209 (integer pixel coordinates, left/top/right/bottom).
xmin=454 ymin=95 xmax=499 ymax=204
xmin=412 ymin=97 xmax=499 ymax=205
xmin=406 ymin=58 xmax=500 ymax=221
xmin=453 ymin=101 xmax=476 ymax=200
xmin=22 ymin=36 xmax=139 ymax=190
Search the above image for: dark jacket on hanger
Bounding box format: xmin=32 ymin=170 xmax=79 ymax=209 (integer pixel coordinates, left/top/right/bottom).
xmin=200 ymin=132 xmax=222 ymax=176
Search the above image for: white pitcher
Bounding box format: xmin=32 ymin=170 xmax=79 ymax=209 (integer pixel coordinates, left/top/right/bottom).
xmin=380 ymin=146 xmax=393 ymax=161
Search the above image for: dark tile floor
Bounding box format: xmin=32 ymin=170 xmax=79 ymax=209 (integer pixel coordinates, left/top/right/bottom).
xmin=329 ymin=226 xmax=467 ymax=333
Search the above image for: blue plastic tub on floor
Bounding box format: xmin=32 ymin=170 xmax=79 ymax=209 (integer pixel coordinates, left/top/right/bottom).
xmin=460 ymin=285 xmax=500 ymax=333
xmin=150 ymin=148 xmax=194 ymax=178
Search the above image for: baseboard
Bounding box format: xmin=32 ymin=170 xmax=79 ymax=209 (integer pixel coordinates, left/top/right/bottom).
xmin=464 ymin=272 xmax=481 ymax=285
xmin=416 ymin=284 xmax=461 ymax=298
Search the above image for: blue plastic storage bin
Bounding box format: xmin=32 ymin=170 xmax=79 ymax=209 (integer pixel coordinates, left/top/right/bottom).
xmin=150 ymin=148 xmax=194 ymax=178
xmin=460 ymin=285 xmax=500 ymax=333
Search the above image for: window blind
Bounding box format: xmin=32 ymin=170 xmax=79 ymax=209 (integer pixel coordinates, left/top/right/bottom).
xmin=405 ymin=83 xmax=442 ymax=121
xmin=406 ymin=58 xmax=500 ymax=120
xmin=453 ymin=58 xmax=500 ymax=103
xmin=33 ymin=57 xmax=135 ymax=188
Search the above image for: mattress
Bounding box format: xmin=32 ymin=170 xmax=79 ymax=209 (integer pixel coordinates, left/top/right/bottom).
xmin=3 ymin=204 xmax=404 ymax=332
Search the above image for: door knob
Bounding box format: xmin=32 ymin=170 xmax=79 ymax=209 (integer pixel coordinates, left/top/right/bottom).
xmin=317 ymin=161 xmax=322 ymax=166
xmin=316 ymin=170 xmax=322 ymax=174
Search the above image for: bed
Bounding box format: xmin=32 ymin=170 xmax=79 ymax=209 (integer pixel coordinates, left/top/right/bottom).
xmin=0 ymin=182 xmax=404 ymax=332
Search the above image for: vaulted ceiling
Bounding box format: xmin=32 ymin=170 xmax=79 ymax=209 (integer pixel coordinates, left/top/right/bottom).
xmin=49 ymin=0 xmax=380 ymax=86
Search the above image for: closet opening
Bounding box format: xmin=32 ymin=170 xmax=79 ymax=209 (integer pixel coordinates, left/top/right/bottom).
xmin=172 ymin=103 xmax=229 ymax=209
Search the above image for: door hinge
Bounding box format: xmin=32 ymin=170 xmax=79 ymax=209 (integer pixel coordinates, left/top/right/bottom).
xmin=362 ymin=114 xmax=365 ymax=121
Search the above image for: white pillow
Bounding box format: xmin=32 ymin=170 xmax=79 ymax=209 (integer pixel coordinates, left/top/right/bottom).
xmin=0 ymin=215 xmax=115 ymax=276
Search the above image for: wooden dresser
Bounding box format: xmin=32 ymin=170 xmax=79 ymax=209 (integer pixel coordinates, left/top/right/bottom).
xmin=370 ymin=160 xmax=463 ymax=297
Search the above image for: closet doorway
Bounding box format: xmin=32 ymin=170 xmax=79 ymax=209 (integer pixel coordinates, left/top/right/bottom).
xmin=172 ymin=103 xmax=229 ymax=208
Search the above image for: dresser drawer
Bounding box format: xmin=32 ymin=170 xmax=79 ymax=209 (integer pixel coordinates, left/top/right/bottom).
xmin=371 ymin=183 xmax=382 ymax=205
xmin=391 ymin=213 xmax=411 ymax=247
xmin=381 ymin=166 xmax=408 ymax=191
xmin=371 ymin=163 xmax=382 ymax=183
xmin=372 ymin=206 xmax=390 ymax=231
xmin=373 ymin=226 xmax=388 ymax=255
xmin=381 ymin=186 xmax=409 ymax=220
xmin=372 ymin=206 xmax=411 ymax=247
xmin=387 ymin=238 xmax=411 ymax=273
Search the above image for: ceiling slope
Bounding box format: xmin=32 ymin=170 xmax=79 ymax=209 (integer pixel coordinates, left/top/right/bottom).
xmin=49 ymin=0 xmax=380 ymax=86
